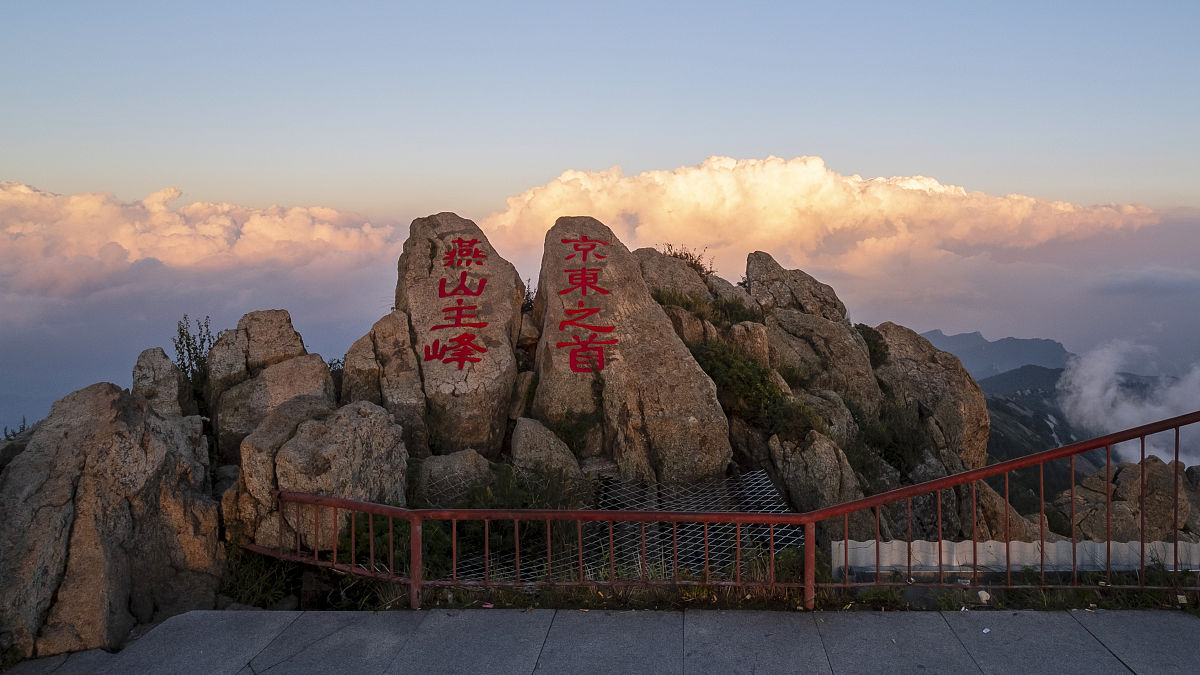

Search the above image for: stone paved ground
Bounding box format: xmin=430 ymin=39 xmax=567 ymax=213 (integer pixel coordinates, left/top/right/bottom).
xmin=8 ymin=608 xmax=1199 ymax=674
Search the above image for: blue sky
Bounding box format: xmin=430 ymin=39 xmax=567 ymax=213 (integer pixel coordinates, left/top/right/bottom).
xmin=2 ymin=2 xmax=1199 ymax=429
xmin=5 ymin=2 xmax=1197 ymax=215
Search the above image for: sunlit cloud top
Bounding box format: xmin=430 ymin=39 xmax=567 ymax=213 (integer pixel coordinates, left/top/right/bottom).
xmin=483 ymin=156 xmax=1159 ymax=282
xmin=0 ymin=181 xmax=402 ymax=297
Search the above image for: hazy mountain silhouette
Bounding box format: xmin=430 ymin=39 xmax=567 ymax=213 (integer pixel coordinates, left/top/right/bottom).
xmin=921 ymin=329 xmax=1071 ymax=379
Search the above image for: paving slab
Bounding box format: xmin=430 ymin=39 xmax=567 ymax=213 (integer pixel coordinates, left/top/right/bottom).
xmin=534 ymin=609 xmax=682 ymax=675
xmin=684 ymin=609 xmax=831 ymax=674
xmin=96 ymin=610 xmax=302 ymax=675
xmin=5 ymin=648 xmax=117 ymax=675
xmin=1071 ymin=609 xmax=1200 ymax=674
xmin=247 ymin=611 xmax=426 ymax=674
xmin=384 ymin=609 xmax=553 ymax=675
xmin=943 ymin=610 xmax=1127 ymax=675
xmin=815 ymin=611 xmax=981 ymax=675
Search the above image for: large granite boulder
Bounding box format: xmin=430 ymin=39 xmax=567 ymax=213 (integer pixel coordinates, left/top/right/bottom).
xmin=511 ymin=417 xmax=583 ymax=480
xmin=872 ymin=322 xmax=989 ymax=471
xmin=0 ymin=383 xmax=221 ymax=659
xmin=768 ymin=431 xmax=876 ymax=540
xmin=726 ymin=321 xmax=770 ymax=368
xmin=214 ymin=354 xmax=334 ymax=463
xmin=394 ymin=213 xmax=524 ymax=458
xmin=769 ymin=430 xmax=863 ymax=512
xmin=661 ymin=304 xmax=721 ymax=346
xmin=207 ymin=309 xmax=307 ymax=401
xmin=530 ymin=216 xmax=732 ymax=484
xmin=706 ymin=274 xmax=759 ymax=314
xmin=231 ymin=399 xmax=408 ymax=549
xmin=767 ymin=310 xmax=882 ymax=414
xmin=746 ymin=251 xmax=847 ymax=325
xmin=744 ymin=252 xmax=881 ymax=417
xmin=632 ymin=247 xmax=714 ymax=301
xmin=206 ymin=310 xmax=333 ymax=464
xmin=1050 ymin=456 xmax=1191 ymax=542
xmin=1186 ymin=466 xmax=1200 ymax=534
xmin=413 ymin=448 xmax=493 ymax=507
xmin=341 ymin=310 xmax=429 ymax=457
xmin=131 ymin=347 xmax=195 ymax=417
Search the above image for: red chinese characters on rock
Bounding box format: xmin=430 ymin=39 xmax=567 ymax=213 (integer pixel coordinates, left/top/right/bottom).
xmin=426 ymin=236 xmax=490 ymax=370
xmin=425 ymin=333 xmax=487 ymax=370
xmin=555 ymin=333 xmax=618 ymax=373
xmin=554 ymin=236 xmax=618 ymax=373
xmin=561 ymin=235 xmax=609 ymax=263
xmin=558 ymin=267 xmax=608 ymax=296
xmin=443 ymin=237 xmax=488 ymax=267
xmin=439 ymin=270 xmax=487 ymax=297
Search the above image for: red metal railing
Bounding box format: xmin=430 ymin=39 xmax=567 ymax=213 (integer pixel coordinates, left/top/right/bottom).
xmin=244 ymin=410 xmax=1200 ymax=609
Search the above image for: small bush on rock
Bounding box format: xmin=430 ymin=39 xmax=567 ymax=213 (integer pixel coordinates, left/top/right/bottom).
xmin=689 ymin=340 xmax=821 ymax=440
xmin=651 ymin=289 xmax=763 ymax=328
xmin=657 ymin=243 xmax=714 ymax=278
xmin=220 ymin=544 xmax=301 ymax=607
xmin=172 ymin=314 xmax=214 ymax=394
xmin=855 ymin=323 xmax=889 ymax=369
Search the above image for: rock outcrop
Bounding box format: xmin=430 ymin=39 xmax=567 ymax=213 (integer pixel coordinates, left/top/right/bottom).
xmin=231 ymin=399 xmax=408 ymax=549
xmin=0 ymin=384 xmax=222 ymax=659
xmin=769 ymin=430 xmax=864 ymax=514
xmin=394 ymin=213 xmax=524 ymax=458
xmin=872 ymin=321 xmax=989 ymax=472
xmin=530 ymin=216 xmax=732 ymax=484
xmin=413 ymin=448 xmax=493 ymax=507
xmin=206 ymin=310 xmax=334 ymax=464
xmin=633 ymin=247 xmax=714 ymax=301
xmin=661 ymin=305 xmax=721 ymax=346
xmin=511 ymin=417 xmax=583 ymax=480
xmin=1050 ymin=456 xmax=1191 ymax=542
xmin=341 ymin=310 xmax=429 ymax=457
xmin=745 ymin=252 xmax=881 ymax=417
xmin=131 ymin=347 xmax=195 ymax=417
xmin=746 ymin=251 xmax=847 ymax=325
xmin=706 ymin=274 xmax=759 ymax=314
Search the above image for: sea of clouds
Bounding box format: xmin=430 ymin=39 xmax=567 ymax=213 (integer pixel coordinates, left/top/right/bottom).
xmin=2 ymin=156 xmax=1196 ymax=430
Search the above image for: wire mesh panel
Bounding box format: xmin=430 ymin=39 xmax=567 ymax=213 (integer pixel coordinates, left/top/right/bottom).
xmin=423 ymin=470 xmax=803 ymax=585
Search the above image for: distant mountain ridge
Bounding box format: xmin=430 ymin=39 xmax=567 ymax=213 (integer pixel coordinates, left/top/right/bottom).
xmin=977 ymin=364 xmax=1064 ymax=397
xmin=921 ymin=329 xmax=1071 ymax=379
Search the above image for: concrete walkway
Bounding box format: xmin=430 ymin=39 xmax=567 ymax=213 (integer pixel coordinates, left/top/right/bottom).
xmin=9 ymin=608 xmax=1199 ymax=674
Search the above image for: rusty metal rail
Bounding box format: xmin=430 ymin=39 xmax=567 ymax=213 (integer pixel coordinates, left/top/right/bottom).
xmin=244 ymin=410 xmax=1200 ymax=609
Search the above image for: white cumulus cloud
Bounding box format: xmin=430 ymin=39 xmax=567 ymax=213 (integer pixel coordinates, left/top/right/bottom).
xmin=0 ymin=181 xmax=404 ymax=297
xmin=482 ymin=155 xmax=1159 ymax=285
xmin=1058 ymin=341 xmax=1200 ymax=464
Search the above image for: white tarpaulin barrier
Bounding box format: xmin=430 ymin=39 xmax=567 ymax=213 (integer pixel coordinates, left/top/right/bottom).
xmin=830 ymin=539 xmax=1200 ymax=577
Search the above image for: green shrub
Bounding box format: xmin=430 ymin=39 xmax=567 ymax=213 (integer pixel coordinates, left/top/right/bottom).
xmin=854 ymin=402 xmax=925 ymax=474
xmin=689 ymin=340 xmax=821 ymax=440
xmin=220 ymin=544 xmax=301 ymax=607
xmin=547 ymin=409 xmax=602 ymax=455
xmin=3 ymin=416 xmax=35 ymax=441
xmin=650 ymin=289 xmax=763 ymax=329
xmin=776 ymin=363 xmax=815 ymax=390
xmin=657 ymin=243 xmax=714 ymax=278
xmin=712 ymin=294 xmax=764 ymax=325
xmin=521 ymin=278 xmax=536 ymax=313
xmin=326 ymin=357 xmax=344 ymax=401
xmin=172 ymin=314 xmax=214 ymax=394
xmin=855 ymin=323 xmax=889 ymax=369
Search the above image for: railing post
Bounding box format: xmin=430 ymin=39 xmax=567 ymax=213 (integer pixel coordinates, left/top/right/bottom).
xmin=409 ymin=517 xmax=422 ymax=610
xmin=804 ymin=521 xmax=816 ymax=610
